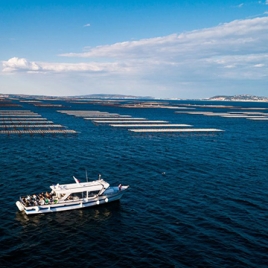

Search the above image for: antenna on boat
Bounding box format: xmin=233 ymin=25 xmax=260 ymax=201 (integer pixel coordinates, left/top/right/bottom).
xmin=85 ymin=168 xmax=88 ymax=182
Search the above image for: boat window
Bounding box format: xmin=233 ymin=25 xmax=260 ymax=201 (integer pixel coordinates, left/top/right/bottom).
xmin=57 ymin=193 xmax=66 ymax=199
xmin=87 ymin=190 xmax=99 ymax=197
xmin=67 ymin=192 xmax=87 ymax=200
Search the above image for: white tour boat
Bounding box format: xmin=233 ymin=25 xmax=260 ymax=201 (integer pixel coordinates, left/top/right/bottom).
xmin=16 ymin=175 xmax=129 ymax=215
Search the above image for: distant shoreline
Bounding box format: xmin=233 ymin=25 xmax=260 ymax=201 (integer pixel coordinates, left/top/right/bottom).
xmin=1 ymin=93 xmax=268 ymax=102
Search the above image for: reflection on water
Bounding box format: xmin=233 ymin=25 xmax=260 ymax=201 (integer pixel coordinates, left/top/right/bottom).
xmin=15 ymin=201 xmax=122 ymax=228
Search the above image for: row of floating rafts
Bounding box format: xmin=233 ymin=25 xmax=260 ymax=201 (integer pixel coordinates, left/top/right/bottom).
xmin=89 ymin=114 xmax=223 ymax=132
xmin=247 ymin=117 xmax=268 ymax=120
xmin=0 ymin=104 xmax=21 ymax=107
xmin=175 ymin=111 xmax=268 ymax=120
xmin=0 ymin=109 xmax=77 ymax=135
xmin=0 ymin=114 xmax=41 ymax=117
xmin=58 ymin=110 xmax=224 ymax=133
xmin=119 ymin=102 xmax=195 ymax=109
xmin=0 ymin=129 xmax=77 ymax=134
xmin=0 ymin=118 xmax=45 ymax=121
xmin=58 ymin=110 xmax=130 ymax=118
xmin=0 ymin=110 xmax=34 ymax=112
xmin=0 ymin=121 xmax=54 ymax=124
xmin=0 ymin=110 xmax=40 ymax=116
xmin=32 ymin=103 xmax=63 ymax=107
xmin=0 ymin=124 xmax=64 ymax=129
xmin=129 ymin=128 xmax=224 ymax=133
xmin=174 ymin=104 xmax=268 ymax=109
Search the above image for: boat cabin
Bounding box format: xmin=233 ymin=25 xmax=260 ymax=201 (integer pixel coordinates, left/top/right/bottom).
xmin=50 ymin=179 xmax=110 ymax=201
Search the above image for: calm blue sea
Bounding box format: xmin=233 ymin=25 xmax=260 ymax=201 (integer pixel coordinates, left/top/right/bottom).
xmin=0 ymin=100 xmax=267 ymax=268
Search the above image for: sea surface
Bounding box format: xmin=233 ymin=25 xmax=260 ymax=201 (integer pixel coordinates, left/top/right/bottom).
xmin=0 ymin=99 xmax=267 ymax=267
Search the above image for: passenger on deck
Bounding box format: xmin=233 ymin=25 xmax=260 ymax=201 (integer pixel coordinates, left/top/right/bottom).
xmin=39 ymin=198 xmax=45 ymax=205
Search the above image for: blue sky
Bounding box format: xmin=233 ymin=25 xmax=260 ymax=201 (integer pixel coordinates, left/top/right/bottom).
xmin=1 ymin=0 xmax=268 ymax=98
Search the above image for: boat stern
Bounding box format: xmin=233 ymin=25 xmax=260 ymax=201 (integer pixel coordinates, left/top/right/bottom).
xmin=103 ymin=184 xmax=129 ymax=195
xmin=119 ymin=185 xmax=129 ymax=191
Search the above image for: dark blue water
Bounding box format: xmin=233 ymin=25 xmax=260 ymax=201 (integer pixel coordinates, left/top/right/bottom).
xmin=1 ymin=100 xmax=268 ymax=267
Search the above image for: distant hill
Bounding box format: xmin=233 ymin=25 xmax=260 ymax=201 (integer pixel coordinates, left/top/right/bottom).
xmin=1 ymin=93 xmax=154 ymax=100
xmin=209 ymin=94 xmax=268 ymax=102
xmin=73 ymin=94 xmax=154 ymax=99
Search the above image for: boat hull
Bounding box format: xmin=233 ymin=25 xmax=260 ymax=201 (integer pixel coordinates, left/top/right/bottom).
xmin=16 ymin=187 xmax=128 ymax=215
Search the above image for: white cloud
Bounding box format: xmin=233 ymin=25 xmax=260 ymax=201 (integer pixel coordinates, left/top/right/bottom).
xmin=2 ymin=57 xmax=128 ymax=74
xmin=2 ymin=16 xmax=268 ymax=98
xmin=83 ymin=23 xmax=90 ymax=27
xmin=2 ymin=57 xmax=40 ymax=72
xmin=60 ymin=17 xmax=268 ymax=63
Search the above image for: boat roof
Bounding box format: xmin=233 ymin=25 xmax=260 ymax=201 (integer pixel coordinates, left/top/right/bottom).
xmin=50 ymin=179 xmax=110 ymax=194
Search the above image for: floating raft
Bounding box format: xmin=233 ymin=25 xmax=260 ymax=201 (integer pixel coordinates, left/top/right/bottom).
xmin=175 ymin=105 xmax=236 ymax=109
xmin=247 ymin=117 xmax=268 ymax=121
xmin=0 ymin=129 xmax=76 ymax=134
xmin=0 ymin=117 xmax=46 ymax=120
xmin=0 ymin=114 xmax=41 ymax=117
xmin=58 ymin=110 xmax=124 ymax=117
xmin=121 ymin=104 xmax=196 ymax=109
xmin=0 ymin=110 xmax=35 ymax=113
xmin=128 ymin=128 xmax=224 ymax=133
xmin=0 ymin=121 xmax=54 ymax=124
xmin=0 ymin=124 xmax=63 ymax=128
xmin=58 ymin=110 xmax=135 ymax=120
xmin=228 ymin=112 xmax=267 ymax=115
xmin=93 ymin=120 xmax=169 ymax=124
xmin=175 ymin=111 xmax=211 ymax=115
xmin=33 ymin=104 xmax=63 ymax=107
xmin=110 ymin=124 xmax=192 ymax=127
xmin=175 ymin=111 xmax=268 ymax=119
xmin=84 ymin=117 xmax=145 ymax=120
xmin=0 ymin=112 xmax=40 ymax=116
xmin=238 ymin=108 xmax=268 ymax=110
xmin=212 ymin=114 xmax=265 ymax=118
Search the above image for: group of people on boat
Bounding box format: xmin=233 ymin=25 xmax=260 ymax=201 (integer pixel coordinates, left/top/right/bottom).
xmin=21 ymin=191 xmax=58 ymax=207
